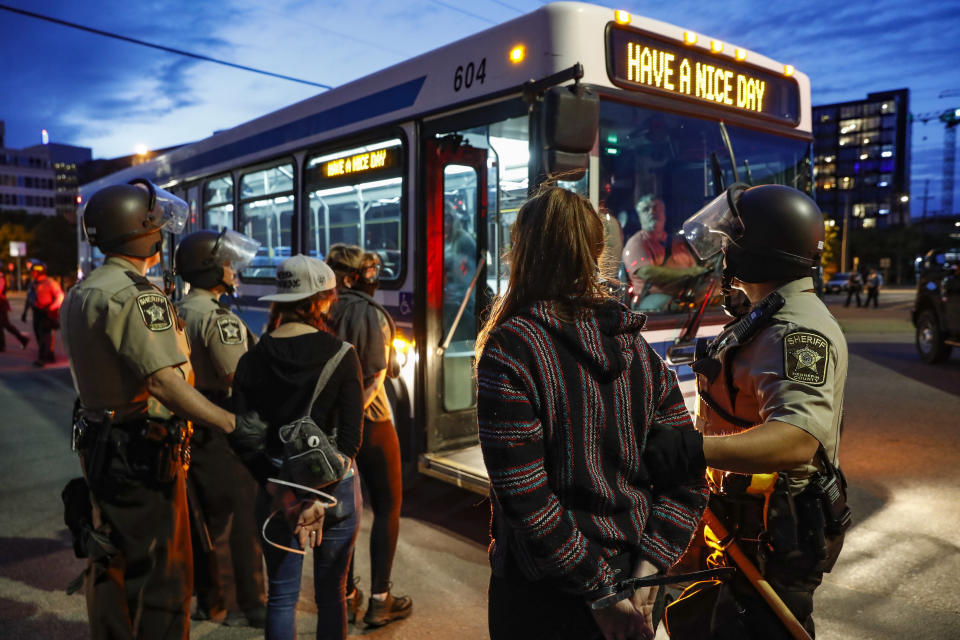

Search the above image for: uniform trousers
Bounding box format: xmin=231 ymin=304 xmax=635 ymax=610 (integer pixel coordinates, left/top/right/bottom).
xmin=86 ymin=464 xmax=192 ymax=640
xmin=188 ymin=425 xmax=265 ymax=617
xmin=674 ymin=494 xmax=843 ymax=640
xmin=32 ymin=310 xmax=56 ymax=361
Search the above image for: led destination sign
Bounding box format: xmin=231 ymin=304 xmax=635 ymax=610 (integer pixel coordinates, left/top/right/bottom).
xmin=607 ymin=25 xmax=800 ymax=125
xmin=308 ymin=144 xmax=403 ymax=189
xmin=324 ymin=147 xmax=398 ymax=178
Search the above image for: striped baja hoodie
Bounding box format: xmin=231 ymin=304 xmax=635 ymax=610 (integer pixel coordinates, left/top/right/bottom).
xmin=477 ymin=299 xmax=708 ymax=595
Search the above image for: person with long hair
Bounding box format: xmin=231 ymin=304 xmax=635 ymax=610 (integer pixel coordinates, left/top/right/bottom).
xmin=476 ymin=186 xmax=708 ymax=640
xmin=326 ymin=243 xmax=412 ymax=628
xmin=231 ymin=255 xmax=364 ymax=640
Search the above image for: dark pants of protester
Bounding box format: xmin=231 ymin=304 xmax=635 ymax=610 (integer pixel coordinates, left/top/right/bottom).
xmin=188 ymin=425 xmax=265 ymax=617
xmin=256 ymin=469 xmax=361 ymax=640
xmin=32 ymin=310 xmax=55 ymax=361
xmin=865 ymin=287 xmax=878 ymax=308
xmin=348 ymin=418 xmax=403 ymax=594
xmin=0 ymin=305 xmax=28 ymax=350
xmin=488 ymin=556 xmax=604 ymax=640
xmin=844 ymin=287 xmax=861 ymax=308
xmin=85 ymin=462 xmax=192 ymax=640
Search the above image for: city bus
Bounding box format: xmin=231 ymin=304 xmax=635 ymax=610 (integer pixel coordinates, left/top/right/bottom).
xmin=78 ymin=1 xmax=813 ymax=494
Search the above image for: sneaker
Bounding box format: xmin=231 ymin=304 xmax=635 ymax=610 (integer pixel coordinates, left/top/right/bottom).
xmin=346 ymin=587 xmax=363 ymax=624
xmin=363 ymin=592 xmax=412 ymax=627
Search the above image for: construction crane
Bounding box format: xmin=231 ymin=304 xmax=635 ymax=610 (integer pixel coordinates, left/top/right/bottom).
xmin=912 ymin=90 xmax=960 ymax=216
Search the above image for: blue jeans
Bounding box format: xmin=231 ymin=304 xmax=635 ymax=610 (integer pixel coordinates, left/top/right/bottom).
xmin=256 ymin=470 xmax=361 ymax=640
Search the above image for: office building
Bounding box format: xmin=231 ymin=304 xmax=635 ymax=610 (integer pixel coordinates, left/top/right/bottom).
xmin=0 ymin=123 xmax=92 ymax=219
xmin=813 ymin=89 xmax=911 ymax=228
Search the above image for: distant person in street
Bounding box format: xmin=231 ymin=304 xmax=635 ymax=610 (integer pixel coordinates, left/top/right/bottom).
xmin=843 ymin=270 xmax=863 ymax=308
xmin=864 ymin=268 xmax=882 ymax=308
xmin=21 ymin=261 xmax=63 ymax=366
xmin=476 ymin=186 xmax=708 ymax=640
xmin=174 ymin=229 xmax=267 ymax=628
xmin=327 ymin=244 xmax=412 ymax=628
xmin=0 ymin=271 xmax=29 ymax=351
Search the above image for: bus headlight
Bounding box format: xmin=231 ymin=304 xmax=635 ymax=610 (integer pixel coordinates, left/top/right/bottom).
xmin=393 ymin=337 xmax=413 ymax=369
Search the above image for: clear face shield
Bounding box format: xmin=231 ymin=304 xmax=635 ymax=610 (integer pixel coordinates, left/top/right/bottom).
xmin=213 ymin=229 xmax=261 ymax=272
xmin=681 ymin=183 xmax=749 ymax=261
xmin=129 ymin=179 xmax=189 ymax=235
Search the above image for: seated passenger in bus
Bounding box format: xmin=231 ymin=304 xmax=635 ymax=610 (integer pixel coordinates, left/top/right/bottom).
xmin=476 ymin=186 xmax=708 ymax=640
xmin=622 ymin=195 xmax=706 ymax=312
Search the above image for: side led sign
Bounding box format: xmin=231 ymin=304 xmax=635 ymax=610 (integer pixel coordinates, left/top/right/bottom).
xmin=606 ymin=25 xmax=800 ymax=125
xmin=323 ymin=147 xmax=398 ymax=178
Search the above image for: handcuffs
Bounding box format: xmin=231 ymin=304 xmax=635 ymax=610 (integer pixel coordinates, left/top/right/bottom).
xmin=588 ymin=567 xmax=736 ymax=610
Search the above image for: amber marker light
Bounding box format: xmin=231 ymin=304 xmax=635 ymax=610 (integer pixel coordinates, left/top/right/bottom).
xmin=509 ymin=45 xmax=526 ymax=64
xmin=735 ymin=48 xmax=747 ymax=61
xmin=683 ymin=31 xmax=697 ymax=45
xmin=614 ymin=9 xmax=631 ymax=25
xmin=710 ymin=39 xmax=723 ymax=53
xmin=784 ymin=64 xmax=795 ymax=77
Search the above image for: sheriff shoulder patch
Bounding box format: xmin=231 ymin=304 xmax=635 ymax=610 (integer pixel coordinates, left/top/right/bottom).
xmin=137 ymin=293 xmax=173 ymax=331
xmin=216 ymin=316 xmax=244 ymax=345
xmin=783 ymin=331 xmax=830 ymax=386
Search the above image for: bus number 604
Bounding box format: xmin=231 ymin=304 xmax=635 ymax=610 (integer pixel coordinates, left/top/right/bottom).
xmin=454 ymin=58 xmax=486 ymax=92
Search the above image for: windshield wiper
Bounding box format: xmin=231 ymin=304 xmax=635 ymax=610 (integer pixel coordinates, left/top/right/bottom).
xmin=718 ymin=121 xmax=742 ymax=184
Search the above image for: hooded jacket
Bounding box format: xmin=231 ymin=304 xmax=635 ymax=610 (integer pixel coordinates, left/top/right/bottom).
xmin=232 ymin=330 xmax=364 ymax=472
xmin=477 ymin=299 xmax=708 ymax=595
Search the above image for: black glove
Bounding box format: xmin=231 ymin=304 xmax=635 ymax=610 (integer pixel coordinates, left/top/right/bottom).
xmin=643 ymin=424 xmax=706 ymax=488
xmin=229 ymin=410 xmax=268 ymax=460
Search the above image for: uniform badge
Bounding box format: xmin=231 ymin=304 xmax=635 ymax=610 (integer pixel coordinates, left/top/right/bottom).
xmin=783 ymin=331 xmax=829 ymax=386
xmin=216 ymin=317 xmax=244 ymax=345
xmin=137 ymin=293 xmax=173 ymax=332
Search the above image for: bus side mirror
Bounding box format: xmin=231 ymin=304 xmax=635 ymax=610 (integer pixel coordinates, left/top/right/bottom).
xmin=541 ymin=84 xmax=598 ymax=181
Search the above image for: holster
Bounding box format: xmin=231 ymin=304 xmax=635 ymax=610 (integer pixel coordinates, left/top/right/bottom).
xmin=77 ymin=414 xmax=192 ymax=489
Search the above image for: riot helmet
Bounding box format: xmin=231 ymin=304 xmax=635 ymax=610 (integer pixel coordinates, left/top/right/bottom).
xmin=82 ymin=179 xmax=189 ymax=259
xmin=175 ymin=229 xmax=260 ymax=293
xmin=683 ymin=183 xmax=824 ymax=284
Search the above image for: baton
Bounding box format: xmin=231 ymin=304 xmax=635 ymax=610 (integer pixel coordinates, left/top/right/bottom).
xmin=703 ymin=508 xmax=813 ymax=640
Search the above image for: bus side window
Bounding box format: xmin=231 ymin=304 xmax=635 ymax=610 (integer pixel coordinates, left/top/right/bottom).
xmin=304 ymin=139 xmax=404 ymax=279
xmin=239 ymin=163 xmax=294 ymax=279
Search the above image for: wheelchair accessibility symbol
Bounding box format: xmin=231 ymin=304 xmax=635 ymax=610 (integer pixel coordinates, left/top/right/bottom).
xmin=399 ymin=292 xmax=414 ymax=318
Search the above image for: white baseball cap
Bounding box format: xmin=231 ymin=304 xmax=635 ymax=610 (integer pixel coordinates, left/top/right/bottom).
xmin=258 ymin=254 xmax=336 ymax=302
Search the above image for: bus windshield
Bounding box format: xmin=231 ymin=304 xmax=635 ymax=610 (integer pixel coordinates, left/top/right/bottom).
xmin=598 ymin=100 xmax=811 ymax=316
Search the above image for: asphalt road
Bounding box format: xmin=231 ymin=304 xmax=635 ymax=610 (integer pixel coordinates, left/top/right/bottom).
xmin=1 ymin=288 xmax=958 ymax=639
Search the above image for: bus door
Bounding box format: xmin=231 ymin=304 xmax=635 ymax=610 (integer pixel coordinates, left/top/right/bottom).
xmin=419 ymin=136 xmax=490 ymax=493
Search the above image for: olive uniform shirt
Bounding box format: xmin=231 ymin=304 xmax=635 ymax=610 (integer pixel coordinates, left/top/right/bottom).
xmin=175 ymin=288 xmax=255 ymax=395
xmin=61 ymin=256 xmax=192 ymax=421
xmin=695 ymin=277 xmax=848 ymax=493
